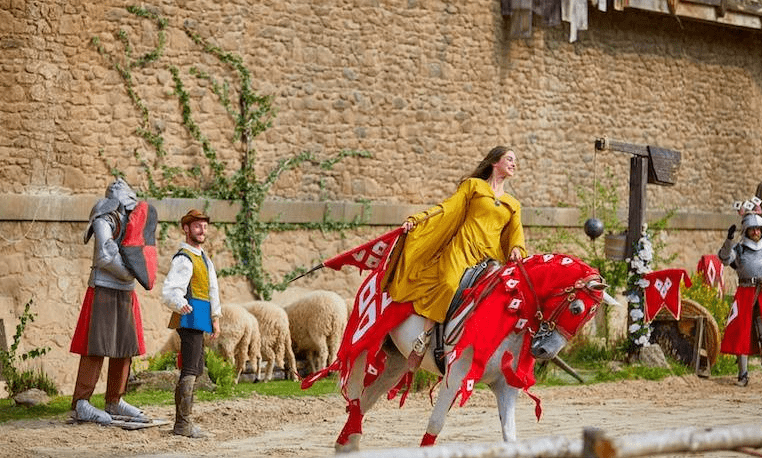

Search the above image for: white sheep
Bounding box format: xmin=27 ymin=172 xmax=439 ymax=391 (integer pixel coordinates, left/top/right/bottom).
xmin=156 ymin=303 xmax=262 ymax=382
xmin=239 ymin=300 xmax=298 ymax=382
xmin=284 ymin=290 xmax=349 ymax=375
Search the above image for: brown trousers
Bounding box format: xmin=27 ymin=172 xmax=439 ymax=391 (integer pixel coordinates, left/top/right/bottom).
xmin=71 ymin=355 xmax=130 ymax=409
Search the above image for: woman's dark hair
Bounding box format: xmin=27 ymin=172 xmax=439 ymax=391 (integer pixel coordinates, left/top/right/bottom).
xmin=459 ymin=146 xmax=512 ymax=184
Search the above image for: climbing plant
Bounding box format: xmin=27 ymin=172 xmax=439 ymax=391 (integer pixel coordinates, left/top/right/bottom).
xmin=93 ymin=6 xmax=371 ymax=299
xmin=0 ymin=299 xmax=58 ymax=397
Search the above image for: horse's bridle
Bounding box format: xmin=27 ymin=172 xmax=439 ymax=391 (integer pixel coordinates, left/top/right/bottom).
xmin=516 ymin=260 xmax=603 ymax=338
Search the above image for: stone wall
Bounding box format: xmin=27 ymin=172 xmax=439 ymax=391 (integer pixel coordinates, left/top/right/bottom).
xmin=1 ymin=0 xmax=761 ymax=395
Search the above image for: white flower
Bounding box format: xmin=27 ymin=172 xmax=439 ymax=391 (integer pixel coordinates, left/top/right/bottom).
xmin=629 ymin=323 xmax=641 ymax=333
xmin=630 ymin=309 xmax=644 ymax=320
xmin=626 ymin=293 xmax=641 ymax=304
xmin=636 ymin=278 xmax=650 ymax=288
xmin=636 ymin=335 xmax=650 ymax=346
xmin=640 ymin=244 xmax=654 ymax=262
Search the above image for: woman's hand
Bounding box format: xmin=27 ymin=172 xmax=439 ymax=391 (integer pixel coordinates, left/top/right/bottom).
xmin=402 ymin=220 xmax=415 ymax=233
xmin=508 ymin=247 xmax=523 ymax=263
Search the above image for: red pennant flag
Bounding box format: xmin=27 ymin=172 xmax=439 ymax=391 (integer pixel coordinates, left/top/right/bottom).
xmin=323 ymin=227 xmax=404 ymax=272
xmin=696 ymin=254 xmax=724 ymax=297
xmin=301 ymin=227 xmax=410 ymax=392
xmin=642 ymin=269 xmax=692 ymax=322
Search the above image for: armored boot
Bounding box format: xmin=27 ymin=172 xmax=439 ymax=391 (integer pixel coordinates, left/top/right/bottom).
xmin=173 ymin=375 xmax=206 ymax=438
xmin=737 ymin=355 xmax=749 ymax=387
xmin=73 ymin=399 xmax=112 ymax=425
xmin=106 ymin=398 xmax=148 ymax=422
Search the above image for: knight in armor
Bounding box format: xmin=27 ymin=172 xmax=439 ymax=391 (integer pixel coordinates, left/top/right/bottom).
xmin=387 ymin=146 xmax=527 ymax=370
xmin=69 ymin=178 xmax=149 ymax=424
xmin=162 ymin=209 xmax=221 ymax=438
xmin=718 ymin=211 xmax=762 ymax=387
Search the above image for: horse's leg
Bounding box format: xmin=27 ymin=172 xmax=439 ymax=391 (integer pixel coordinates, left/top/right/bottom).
xmin=490 ymin=379 xmax=519 ymax=441
xmin=335 ymin=344 xmax=411 ymax=453
xmin=335 ymin=351 xmax=368 ymax=453
xmin=419 ymin=347 xmax=473 ymax=446
xmin=357 ymin=341 xmax=409 ymax=411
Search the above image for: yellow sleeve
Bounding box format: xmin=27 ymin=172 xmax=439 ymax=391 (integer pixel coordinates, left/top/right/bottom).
xmin=404 ymin=180 xmax=472 ymax=260
xmin=387 ymin=180 xmax=473 ymax=296
xmin=500 ymin=195 xmax=527 ymax=259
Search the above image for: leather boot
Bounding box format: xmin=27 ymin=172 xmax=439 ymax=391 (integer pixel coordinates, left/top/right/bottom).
xmin=173 ymin=375 xmax=206 ymax=438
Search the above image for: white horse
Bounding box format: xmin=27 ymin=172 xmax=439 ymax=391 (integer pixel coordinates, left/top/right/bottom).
xmin=316 ymin=254 xmax=608 ymax=452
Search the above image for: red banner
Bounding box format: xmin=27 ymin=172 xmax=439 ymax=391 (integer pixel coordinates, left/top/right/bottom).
xmin=697 ymin=254 xmax=724 ymax=298
xmin=643 ymin=269 xmax=692 ymax=322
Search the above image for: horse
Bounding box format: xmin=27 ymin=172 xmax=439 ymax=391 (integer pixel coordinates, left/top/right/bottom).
xmin=301 ymin=253 xmax=608 ymax=452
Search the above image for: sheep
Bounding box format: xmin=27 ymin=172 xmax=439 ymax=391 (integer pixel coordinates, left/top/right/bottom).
xmin=284 ymin=290 xmax=349 ymax=375
xmin=239 ymin=300 xmax=298 ymax=382
xmin=156 ymin=303 xmax=262 ymax=382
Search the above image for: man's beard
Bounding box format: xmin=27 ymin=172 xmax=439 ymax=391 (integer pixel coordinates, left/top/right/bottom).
xmin=190 ymin=233 xmax=206 ymax=245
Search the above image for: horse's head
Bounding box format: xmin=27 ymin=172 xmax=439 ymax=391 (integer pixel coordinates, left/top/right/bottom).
xmin=516 ymin=254 xmax=607 ymax=360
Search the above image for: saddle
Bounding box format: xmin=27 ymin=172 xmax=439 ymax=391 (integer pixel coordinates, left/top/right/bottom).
xmin=432 ymin=258 xmax=502 ymax=373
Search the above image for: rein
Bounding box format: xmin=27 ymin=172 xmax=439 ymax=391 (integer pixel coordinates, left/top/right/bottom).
xmin=516 ymin=260 xmax=601 ymax=337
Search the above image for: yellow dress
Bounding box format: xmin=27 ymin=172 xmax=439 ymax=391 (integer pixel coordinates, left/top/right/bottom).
xmin=386 ymin=178 xmax=527 ymax=323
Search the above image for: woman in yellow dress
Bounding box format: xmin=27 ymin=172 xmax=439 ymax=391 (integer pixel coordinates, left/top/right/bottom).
xmin=387 ymin=146 xmax=527 ymax=364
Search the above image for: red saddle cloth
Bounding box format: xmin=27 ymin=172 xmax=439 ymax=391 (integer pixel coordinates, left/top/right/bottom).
xmin=302 ymin=253 xmax=542 ymax=420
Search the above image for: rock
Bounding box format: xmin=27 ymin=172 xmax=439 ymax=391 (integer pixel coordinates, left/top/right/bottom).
xmin=636 ymin=344 xmax=671 ymax=369
xmin=13 ymin=388 xmax=50 ymax=407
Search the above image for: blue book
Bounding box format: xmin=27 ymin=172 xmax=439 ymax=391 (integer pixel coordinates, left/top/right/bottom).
xmin=180 ymin=298 xmax=213 ymax=333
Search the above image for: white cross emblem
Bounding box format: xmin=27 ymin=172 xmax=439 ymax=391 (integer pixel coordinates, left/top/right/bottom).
xmin=654 ymin=277 xmax=673 ymax=299
xmin=505 ymin=279 xmax=519 ymax=290
xmin=543 ymin=254 xmax=555 ymax=262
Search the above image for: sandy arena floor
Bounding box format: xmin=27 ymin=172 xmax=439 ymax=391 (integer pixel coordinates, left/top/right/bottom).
xmin=1 ymin=374 xmax=760 ymax=457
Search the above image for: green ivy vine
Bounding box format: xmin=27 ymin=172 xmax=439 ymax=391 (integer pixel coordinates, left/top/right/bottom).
xmin=93 ymin=6 xmax=372 ymax=299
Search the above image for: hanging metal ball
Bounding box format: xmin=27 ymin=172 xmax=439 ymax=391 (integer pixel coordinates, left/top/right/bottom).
xmin=584 ymin=218 xmax=605 ymax=240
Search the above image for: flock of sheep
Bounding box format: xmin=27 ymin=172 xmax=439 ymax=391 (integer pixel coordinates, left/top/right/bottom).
xmin=159 ymin=290 xmax=350 ymax=382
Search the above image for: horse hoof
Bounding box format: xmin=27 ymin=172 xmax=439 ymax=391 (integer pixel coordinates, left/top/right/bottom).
xmin=335 ymin=434 xmax=361 ymax=453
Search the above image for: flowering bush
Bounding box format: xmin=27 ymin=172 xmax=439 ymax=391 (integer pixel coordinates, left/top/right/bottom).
xmin=624 ymin=227 xmax=654 ymax=350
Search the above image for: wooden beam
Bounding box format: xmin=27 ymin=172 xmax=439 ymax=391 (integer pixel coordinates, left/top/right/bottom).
xmin=616 ymin=0 xmax=762 ymax=29
xmin=595 ymin=138 xmax=649 ymax=157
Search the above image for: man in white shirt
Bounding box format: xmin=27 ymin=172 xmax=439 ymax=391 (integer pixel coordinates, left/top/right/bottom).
xmin=162 ymin=209 xmax=221 ymax=437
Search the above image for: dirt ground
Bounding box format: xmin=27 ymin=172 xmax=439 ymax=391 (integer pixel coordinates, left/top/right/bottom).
xmin=2 ymin=373 xmax=761 ymax=458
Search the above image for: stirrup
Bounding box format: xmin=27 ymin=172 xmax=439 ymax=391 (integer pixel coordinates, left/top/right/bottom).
xmin=408 ymin=330 xmax=431 ymax=372
xmin=412 ymin=329 xmax=432 ymax=356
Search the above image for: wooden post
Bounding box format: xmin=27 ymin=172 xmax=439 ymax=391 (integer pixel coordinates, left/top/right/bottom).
xmin=594 ymin=138 xmax=681 ymax=258
xmin=0 ymin=318 xmax=6 ymax=381
xmin=626 ymin=156 xmax=648 ymax=259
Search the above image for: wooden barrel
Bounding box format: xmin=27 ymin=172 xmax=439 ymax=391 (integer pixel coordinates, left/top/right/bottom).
xmin=651 ymin=298 xmax=721 ymax=367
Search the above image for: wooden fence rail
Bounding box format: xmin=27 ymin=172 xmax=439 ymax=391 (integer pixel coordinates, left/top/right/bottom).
xmin=342 ymin=423 xmax=762 ymax=458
